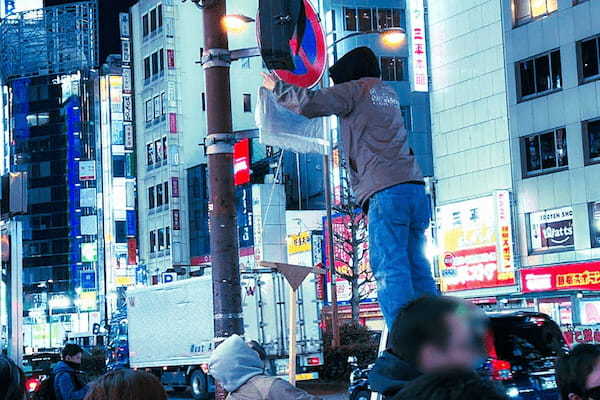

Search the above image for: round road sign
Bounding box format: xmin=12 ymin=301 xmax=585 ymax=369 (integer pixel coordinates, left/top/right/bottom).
xmin=273 ymin=0 xmax=326 ymax=89
xmin=443 ymin=253 xmax=454 ymax=267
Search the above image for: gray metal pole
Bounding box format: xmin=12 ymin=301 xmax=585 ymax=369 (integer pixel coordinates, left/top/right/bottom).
xmin=8 ymin=219 xmax=23 ymax=366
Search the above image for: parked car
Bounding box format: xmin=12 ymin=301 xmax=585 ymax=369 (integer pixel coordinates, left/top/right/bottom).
xmin=483 ymin=312 xmax=568 ymax=399
xmin=22 ymin=352 xmax=62 ymax=398
xmin=349 ymin=311 xmax=568 ymax=400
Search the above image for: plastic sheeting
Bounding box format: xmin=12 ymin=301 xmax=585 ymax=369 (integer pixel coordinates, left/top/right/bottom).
xmin=255 ymin=87 xmax=329 ymax=155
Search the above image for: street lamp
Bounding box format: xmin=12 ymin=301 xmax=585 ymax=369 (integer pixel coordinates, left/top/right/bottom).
xmin=222 ymin=14 xmax=255 ymax=33
xmin=329 ymin=28 xmax=406 ymax=49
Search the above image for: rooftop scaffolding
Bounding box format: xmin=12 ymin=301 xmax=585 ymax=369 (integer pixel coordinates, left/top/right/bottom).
xmin=0 ymin=1 xmax=98 ymax=82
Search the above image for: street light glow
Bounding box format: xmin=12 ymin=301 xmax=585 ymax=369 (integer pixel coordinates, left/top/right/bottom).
xmin=222 ymin=15 xmax=255 ymax=34
xmin=381 ymin=29 xmax=406 ymax=48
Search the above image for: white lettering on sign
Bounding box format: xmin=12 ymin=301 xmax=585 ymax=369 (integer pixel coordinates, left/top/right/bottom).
xmin=525 ymin=273 xmax=553 ymax=291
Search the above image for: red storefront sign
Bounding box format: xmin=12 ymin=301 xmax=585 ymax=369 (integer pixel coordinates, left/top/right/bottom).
xmin=521 ymin=262 xmax=600 ymax=293
xmin=171 ymin=177 xmax=180 ymax=198
xmin=441 ymin=246 xmax=516 ymax=292
xmin=233 ymin=139 xmax=251 ymax=186
xmin=167 ymin=49 xmax=175 ymax=69
xmin=562 ymin=325 xmax=600 ymax=347
xmin=169 ymin=113 xmax=177 ymax=133
xmin=127 ymin=238 xmax=137 ymax=265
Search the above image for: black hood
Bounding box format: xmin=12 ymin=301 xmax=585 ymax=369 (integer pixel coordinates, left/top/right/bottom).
xmin=329 ymin=47 xmax=381 ymax=84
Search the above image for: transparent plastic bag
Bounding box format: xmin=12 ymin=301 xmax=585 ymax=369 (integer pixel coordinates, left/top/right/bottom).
xmin=255 ymin=87 xmax=329 ymax=155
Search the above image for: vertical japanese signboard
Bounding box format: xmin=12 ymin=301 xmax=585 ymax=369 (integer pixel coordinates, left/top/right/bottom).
xmin=408 ymin=0 xmax=429 ymax=92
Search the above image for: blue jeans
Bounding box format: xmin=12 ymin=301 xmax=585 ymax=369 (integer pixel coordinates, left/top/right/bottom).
xmin=368 ymin=183 xmax=439 ymax=328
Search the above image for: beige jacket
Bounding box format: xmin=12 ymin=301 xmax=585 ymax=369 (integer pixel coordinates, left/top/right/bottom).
xmin=227 ymin=375 xmax=321 ymax=400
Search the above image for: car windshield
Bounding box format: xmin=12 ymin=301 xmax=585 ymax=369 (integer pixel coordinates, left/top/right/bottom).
xmin=23 ymin=355 xmax=58 ymax=374
xmin=490 ymin=316 xmax=567 ymax=365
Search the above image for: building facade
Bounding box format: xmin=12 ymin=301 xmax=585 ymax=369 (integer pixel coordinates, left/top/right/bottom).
xmin=429 ymin=0 xmax=600 ymax=337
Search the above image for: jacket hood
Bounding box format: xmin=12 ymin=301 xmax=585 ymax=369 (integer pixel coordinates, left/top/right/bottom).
xmin=53 ymin=360 xmax=78 ymax=374
xmin=368 ymin=351 xmax=422 ymax=397
xmin=329 ymin=47 xmax=381 ymax=84
xmin=208 ymin=335 xmax=264 ymax=393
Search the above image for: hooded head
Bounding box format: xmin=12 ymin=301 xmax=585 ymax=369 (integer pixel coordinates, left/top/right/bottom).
xmin=208 ymin=335 xmax=265 ymax=393
xmin=329 ymin=47 xmax=381 ymax=85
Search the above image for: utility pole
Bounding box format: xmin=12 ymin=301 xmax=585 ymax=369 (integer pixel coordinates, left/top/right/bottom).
xmin=200 ymin=1 xmax=244 ymax=399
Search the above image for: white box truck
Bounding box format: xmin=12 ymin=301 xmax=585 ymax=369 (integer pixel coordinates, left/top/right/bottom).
xmin=107 ymin=269 xmax=324 ymax=399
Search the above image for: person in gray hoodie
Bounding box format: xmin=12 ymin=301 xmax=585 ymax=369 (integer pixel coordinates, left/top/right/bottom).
xmin=262 ymin=46 xmax=438 ymax=328
xmin=208 ymin=334 xmax=320 ymax=400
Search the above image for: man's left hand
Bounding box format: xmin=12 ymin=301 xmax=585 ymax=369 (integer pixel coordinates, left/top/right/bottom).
xmin=261 ymin=72 xmax=279 ymax=91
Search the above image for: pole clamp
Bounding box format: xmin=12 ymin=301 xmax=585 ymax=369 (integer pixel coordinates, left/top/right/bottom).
xmin=203 ymin=133 xmax=235 ymax=155
xmin=201 ymin=48 xmax=232 ymax=69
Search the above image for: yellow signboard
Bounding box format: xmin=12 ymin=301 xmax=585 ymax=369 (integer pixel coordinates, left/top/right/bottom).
xmin=287 ymin=232 xmax=311 ymax=254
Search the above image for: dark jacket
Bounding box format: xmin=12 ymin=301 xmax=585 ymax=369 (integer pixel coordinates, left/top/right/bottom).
xmin=368 ymin=351 xmax=422 ymax=399
xmin=272 ymin=78 xmax=423 ymax=209
xmin=209 ymin=335 xmax=320 ymax=400
xmin=53 ymin=361 xmax=88 ymax=400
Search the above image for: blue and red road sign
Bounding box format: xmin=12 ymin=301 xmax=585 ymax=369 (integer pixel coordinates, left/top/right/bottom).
xmin=273 ymin=0 xmax=327 ymax=89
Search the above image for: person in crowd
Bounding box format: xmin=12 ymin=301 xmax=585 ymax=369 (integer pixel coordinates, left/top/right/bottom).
xmin=262 ymin=46 xmax=437 ymax=328
xmin=209 ymin=334 xmax=320 ymax=399
xmin=369 ymin=296 xmax=489 ymax=398
xmin=392 ymin=369 xmax=508 ymax=400
xmin=557 ymin=344 xmax=600 ymax=400
xmin=83 ymin=369 xmax=166 ymax=400
xmin=54 ymin=344 xmax=90 ymax=400
xmin=0 ymin=355 xmax=26 ymax=400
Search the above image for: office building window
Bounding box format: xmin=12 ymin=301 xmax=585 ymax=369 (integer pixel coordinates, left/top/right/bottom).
xmin=164 ymin=182 xmax=169 ymax=204
xmin=150 ymin=231 xmax=156 ymax=253
xmin=201 ymin=92 xmax=206 ymax=111
xmin=514 ymin=0 xmax=558 ymax=26
xmin=162 ymin=137 xmax=168 ymax=160
xmin=243 ymin=93 xmax=252 ymax=113
xmin=518 ymin=50 xmax=562 ymax=100
xmin=357 ymin=8 xmax=374 ymax=31
xmin=584 ymin=119 xmax=600 ymax=163
xmin=115 ymin=221 xmax=127 ymax=243
xmin=522 ymin=128 xmax=568 ymax=176
xmin=161 ymin=92 xmax=167 ymax=116
xmin=145 ymin=99 xmax=153 ymax=123
xmin=142 ymin=14 xmax=149 ymax=37
xmin=148 ymin=187 xmax=155 ymax=209
xmin=381 ymin=57 xmax=407 ymax=81
xmin=150 ymin=8 xmax=157 ymax=32
xmin=152 ymin=52 xmax=159 ymax=77
xmin=166 ymin=227 xmax=171 ymax=249
xmin=579 ymin=35 xmax=600 ymax=82
xmin=158 ymin=228 xmax=165 ymax=251
xmin=113 ymin=155 xmax=126 ymax=178
xmin=144 ymin=57 xmax=151 ymax=80
xmin=376 ymin=8 xmax=404 ymax=29
xmin=401 ymin=106 xmax=412 ymax=131
xmin=147 ymin=143 xmax=154 ymax=166
xmin=155 ymin=139 xmax=162 ymax=163
xmin=157 ymin=5 xmax=163 ymax=28
xmin=157 ymin=183 xmax=164 ymax=207
xmin=159 ymin=49 xmax=165 ymax=73
xmin=344 ymin=8 xmax=357 ymax=31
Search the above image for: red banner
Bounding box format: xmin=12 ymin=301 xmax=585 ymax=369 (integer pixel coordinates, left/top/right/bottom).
xmin=521 ymin=262 xmax=600 ymax=293
xmin=127 ymin=238 xmax=137 ymax=265
xmin=171 ymin=177 xmax=180 ymax=198
xmin=233 ymin=139 xmax=251 ymax=186
xmin=169 ymin=113 xmax=177 ymax=133
xmin=172 ymin=209 xmax=181 ymax=230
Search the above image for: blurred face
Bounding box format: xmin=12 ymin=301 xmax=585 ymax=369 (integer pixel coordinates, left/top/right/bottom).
xmin=419 ymin=313 xmax=485 ymax=373
xmin=567 ymin=358 xmax=600 ymax=400
xmin=65 ymin=352 xmax=82 ymax=365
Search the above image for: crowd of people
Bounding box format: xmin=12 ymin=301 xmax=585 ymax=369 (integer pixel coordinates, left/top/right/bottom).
xmin=2 ymin=296 xmax=600 ymax=400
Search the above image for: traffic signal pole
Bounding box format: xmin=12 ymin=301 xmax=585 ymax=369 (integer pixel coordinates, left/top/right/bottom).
xmin=201 ymin=1 xmax=244 ymax=398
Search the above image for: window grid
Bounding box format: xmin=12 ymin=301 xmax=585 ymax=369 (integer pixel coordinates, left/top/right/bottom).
xmin=522 ymin=128 xmax=568 ymax=177
xmin=343 ymin=7 xmax=405 ymax=32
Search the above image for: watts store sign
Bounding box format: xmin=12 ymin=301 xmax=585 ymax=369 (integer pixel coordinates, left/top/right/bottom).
xmin=436 ymin=191 xmax=516 ymax=295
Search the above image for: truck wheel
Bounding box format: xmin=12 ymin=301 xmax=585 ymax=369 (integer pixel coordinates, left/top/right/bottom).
xmin=190 ymin=370 xmax=208 ymax=400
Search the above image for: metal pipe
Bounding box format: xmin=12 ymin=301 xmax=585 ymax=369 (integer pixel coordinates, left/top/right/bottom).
xmin=201 ymin=2 xmax=244 ymax=399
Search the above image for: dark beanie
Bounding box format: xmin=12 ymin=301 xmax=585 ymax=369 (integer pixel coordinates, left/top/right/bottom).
xmin=329 ymin=47 xmax=381 ymax=84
